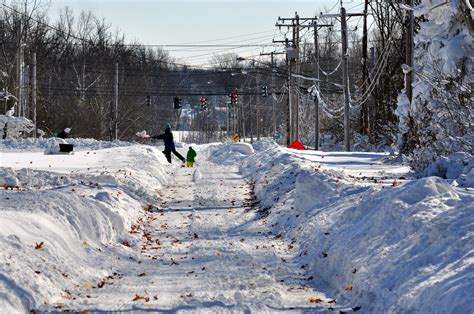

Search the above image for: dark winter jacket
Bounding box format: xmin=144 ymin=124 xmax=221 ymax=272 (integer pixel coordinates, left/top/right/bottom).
xmin=153 ymin=128 xmax=175 ymax=150
xmin=57 ymin=130 xmax=69 ymax=139
xmin=186 ymin=147 xmax=197 ymax=162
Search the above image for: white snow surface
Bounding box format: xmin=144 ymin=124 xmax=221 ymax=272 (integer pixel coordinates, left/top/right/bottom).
xmin=1 ymin=138 xmax=473 ymax=313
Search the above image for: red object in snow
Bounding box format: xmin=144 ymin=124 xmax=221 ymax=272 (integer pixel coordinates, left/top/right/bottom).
xmin=288 ymin=140 xmax=305 ymax=150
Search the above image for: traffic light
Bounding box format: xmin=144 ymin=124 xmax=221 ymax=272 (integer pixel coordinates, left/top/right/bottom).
xmin=199 ymin=96 xmax=208 ymax=110
xmin=230 ymin=91 xmax=238 ymax=105
xmin=261 ymin=86 xmax=268 ymax=98
xmin=173 ymin=96 xmax=182 ymax=109
xmin=146 ymin=95 xmax=151 ymax=106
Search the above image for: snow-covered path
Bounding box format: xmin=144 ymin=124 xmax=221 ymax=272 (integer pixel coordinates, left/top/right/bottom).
xmin=52 ymin=154 xmax=337 ymax=312
xmin=4 ymin=140 xmax=470 ymax=312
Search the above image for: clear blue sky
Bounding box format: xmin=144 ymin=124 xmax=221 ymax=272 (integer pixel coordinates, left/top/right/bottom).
xmin=47 ymin=0 xmax=366 ymax=66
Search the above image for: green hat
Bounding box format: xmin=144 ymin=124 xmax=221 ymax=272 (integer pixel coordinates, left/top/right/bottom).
xmin=165 ymin=123 xmax=171 ymax=129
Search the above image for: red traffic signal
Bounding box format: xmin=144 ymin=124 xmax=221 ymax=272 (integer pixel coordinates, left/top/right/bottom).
xmin=230 ymin=91 xmax=238 ymax=104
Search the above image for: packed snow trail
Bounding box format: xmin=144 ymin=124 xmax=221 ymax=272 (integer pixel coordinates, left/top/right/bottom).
xmin=51 ymin=149 xmax=339 ymax=312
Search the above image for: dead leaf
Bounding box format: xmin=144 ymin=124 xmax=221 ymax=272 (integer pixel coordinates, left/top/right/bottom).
xmin=215 ymin=251 xmax=221 ymax=256
xmin=121 ymin=240 xmax=130 ymax=247
xmin=308 ymin=297 xmax=322 ymax=303
xmin=35 ymin=242 xmax=44 ymax=249
xmin=344 ymin=284 xmax=353 ymax=291
xmin=132 ymin=294 xmax=145 ymax=301
xmin=83 ymin=282 xmax=93 ymax=289
xmin=138 ymin=272 xmax=146 ymax=277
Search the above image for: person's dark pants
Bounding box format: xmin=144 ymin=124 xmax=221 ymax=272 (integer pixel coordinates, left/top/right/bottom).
xmin=163 ymin=149 xmax=185 ymax=164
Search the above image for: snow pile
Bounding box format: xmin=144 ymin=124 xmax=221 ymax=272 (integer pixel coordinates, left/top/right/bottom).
xmin=0 ymin=114 xmax=34 ymax=139
xmin=43 ymin=138 xmax=67 ymax=154
xmin=208 ymin=142 xmax=254 ymax=165
xmin=223 ymin=140 xmax=474 ymax=312
xmin=1 ymin=137 xmax=135 ymax=152
xmin=424 ymin=152 xmax=474 ymax=187
xmin=0 ymin=141 xmax=171 ymax=312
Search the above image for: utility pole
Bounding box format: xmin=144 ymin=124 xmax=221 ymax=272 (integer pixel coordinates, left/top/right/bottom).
xmin=286 ymin=38 xmax=292 ymax=146
xmin=249 ymin=91 xmax=253 ymax=144
xmin=361 ymin=0 xmax=369 ymax=136
xmin=260 ymin=51 xmax=285 ymax=139
xmin=314 ymin=20 xmax=320 ymax=150
xmin=405 ymin=0 xmax=414 ymax=102
xmin=114 ymin=62 xmax=119 ymax=140
xmin=318 ymin=8 xmax=365 ymax=152
xmin=276 ymin=14 xmax=334 ymax=146
xmin=256 ymin=86 xmax=260 ymax=141
xmin=32 ymin=53 xmax=37 ymax=137
xmin=299 ymin=19 xmax=332 ymax=150
xmin=17 ymin=24 xmax=24 ymax=117
xmin=226 ymin=100 xmax=230 ymax=137
xmin=341 ymin=7 xmax=351 ymax=151
xmin=295 ymin=12 xmax=300 ymax=142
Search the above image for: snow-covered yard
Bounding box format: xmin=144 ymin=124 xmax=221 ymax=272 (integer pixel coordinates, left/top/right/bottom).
xmin=0 ymin=139 xmax=473 ymax=312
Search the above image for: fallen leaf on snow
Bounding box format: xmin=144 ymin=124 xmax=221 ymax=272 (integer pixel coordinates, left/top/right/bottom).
xmin=308 ymin=297 xmax=322 ymax=303
xmin=132 ymin=294 xmax=146 ymax=301
xmin=83 ymin=282 xmax=93 ymax=289
xmin=35 ymin=242 xmax=44 ymax=249
xmin=344 ymin=284 xmax=353 ymax=291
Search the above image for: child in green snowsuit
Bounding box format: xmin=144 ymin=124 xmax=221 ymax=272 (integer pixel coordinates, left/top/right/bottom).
xmin=186 ymin=147 xmax=197 ymax=167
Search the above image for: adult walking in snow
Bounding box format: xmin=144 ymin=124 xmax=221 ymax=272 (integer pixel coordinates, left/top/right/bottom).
xmin=57 ymin=128 xmax=71 ymax=139
xmin=186 ymin=146 xmax=197 ymax=167
xmin=152 ymin=124 xmax=185 ymax=164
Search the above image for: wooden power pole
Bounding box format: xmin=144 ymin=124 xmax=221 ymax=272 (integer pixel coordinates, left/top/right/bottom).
xmin=319 ymin=7 xmax=365 ymax=152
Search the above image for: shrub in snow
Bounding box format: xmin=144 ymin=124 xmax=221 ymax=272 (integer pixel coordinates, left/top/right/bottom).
xmin=424 ymin=152 xmax=474 ymax=187
xmin=0 ymin=114 xmax=34 ymax=139
xmin=396 ymin=1 xmax=473 ymax=172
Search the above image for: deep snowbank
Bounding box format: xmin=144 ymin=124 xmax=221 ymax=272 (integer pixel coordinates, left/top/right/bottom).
xmin=210 ymin=140 xmax=474 ymax=313
xmin=0 ymin=142 xmax=171 ymax=312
